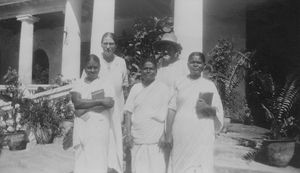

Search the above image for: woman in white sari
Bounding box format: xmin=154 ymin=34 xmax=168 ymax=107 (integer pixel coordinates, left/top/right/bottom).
xmin=124 ymin=59 xmax=171 ymax=173
xmin=165 ymin=52 xmax=224 ymax=173
xmin=70 ymin=54 xmax=117 ymax=173
xmin=80 ymin=33 xmax=125 ymax=172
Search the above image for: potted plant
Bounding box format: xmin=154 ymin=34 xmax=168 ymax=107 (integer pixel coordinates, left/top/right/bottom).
xmin=19 ymin=95 xmax=70 ymax=144
xmin=22 ymin=73 xmax=73 ymax=144
xmin=0 ymin=67 xmax=29 ymax=150
xmin=0 ymin=67 xmax=71 ymax=145
xmin=259 ymin=73 xmax=300 ymax=167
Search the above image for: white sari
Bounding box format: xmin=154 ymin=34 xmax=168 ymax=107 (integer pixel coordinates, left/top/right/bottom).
xmin=98 ymin=55 xmax=127 ymax=173
xmin=124 ymin=81 xmax=171 ymax=173
xmin=71 ymin=77 xmax=119 ymax=173
xmin=80 ymin=55 xmax=126 ymax=172
xmin=168 ymin=76 xmax=224 ymax=173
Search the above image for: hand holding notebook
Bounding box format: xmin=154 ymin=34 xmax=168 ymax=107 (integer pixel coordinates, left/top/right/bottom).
xmin=74 ymin=89 xmax=105 ymax=119
xmin=196 ymin=92 xmax=216 ymax=118
xmin=198 ymin=92 xmax=213 ymax=105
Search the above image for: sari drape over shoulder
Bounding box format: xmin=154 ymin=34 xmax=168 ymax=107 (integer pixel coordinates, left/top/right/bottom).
xmin=80 ymin=55 xmax=125 ymax=172
xmin=168 ymin=76 xmax=224 ymax=173
xmin=71 ymin=77 xmax=122 ymax=173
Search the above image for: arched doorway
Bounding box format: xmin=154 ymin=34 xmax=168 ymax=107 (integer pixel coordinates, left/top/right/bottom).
xmin=32 ymin=49 xmax=49 ymax=84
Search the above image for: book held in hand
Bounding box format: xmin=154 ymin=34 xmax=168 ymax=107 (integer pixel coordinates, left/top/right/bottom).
xmin=91 ymin=89 xmax=105 ymax=100
xmin=198 ymin=92 xmax=213 ymax=105
xmin=196 ymin=92 xmax=216 ymax=118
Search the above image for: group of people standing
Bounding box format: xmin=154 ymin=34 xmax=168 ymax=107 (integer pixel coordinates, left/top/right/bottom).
xmin=69 ymin=31 xmax=224 ymax=173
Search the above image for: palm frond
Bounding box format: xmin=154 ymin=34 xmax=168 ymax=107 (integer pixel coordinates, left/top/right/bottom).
xmin=224 ymin=52 xmax=252 ymax=97
xmin=277 ymin=77 xmax=300 ymax=119
xmin=243 ymin=150 xmax=259 ymax=161
xmin=259 ymin=73 xmax=300 ymax=138
xmin=261 ymin=104 xmax=274 ymax=120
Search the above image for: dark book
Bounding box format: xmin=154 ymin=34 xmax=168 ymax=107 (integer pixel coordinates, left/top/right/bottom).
xmin=91 ymin=89 xmax=105 ymax=100
xmin=198 ymin=92 xmax=213 ymax=105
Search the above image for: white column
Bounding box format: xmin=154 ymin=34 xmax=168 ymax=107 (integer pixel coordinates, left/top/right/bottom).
xmin=17 ymin=14 xmax=39 ymax=85
xmin=61 ymin=0 xmax=83 ymax=80
xmin=90 ymin=0 xmax=115 ymax=56
xmin=174 ymin=0 xmax=203 ymax=59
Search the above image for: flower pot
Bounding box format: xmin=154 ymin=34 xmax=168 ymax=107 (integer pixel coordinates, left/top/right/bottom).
xmin=290 ymin=141 xmax=300 ymax=168
xmin=264 ymin=139 xmax=296 ymax=167
xmin=34 ymin=127 xmax=54 ymax=144
xmin=6 ymin=131 xmax=28 ymax=151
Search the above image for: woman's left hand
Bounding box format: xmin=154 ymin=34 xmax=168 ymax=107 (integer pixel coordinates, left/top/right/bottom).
xmin=196 ymin=99 xmax=208 ymax=112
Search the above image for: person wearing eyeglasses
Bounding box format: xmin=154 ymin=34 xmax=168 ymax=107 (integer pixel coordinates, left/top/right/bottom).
xmin=99 ymin=32 xmax=128 ymax=173
xmin=79 ymin=32 xmax=127 ymax=173
xmin=152 ymin=32 xmax=189 ymax=169
xmin=77 ymin=32 xmax=128 ymax=172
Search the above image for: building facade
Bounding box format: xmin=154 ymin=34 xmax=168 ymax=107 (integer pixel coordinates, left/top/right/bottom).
xmin=0 ymin=0 xmax=298 ymax=85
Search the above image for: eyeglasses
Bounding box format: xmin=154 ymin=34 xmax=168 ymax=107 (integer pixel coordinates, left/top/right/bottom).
xmin=102 ymin=42 xmax=115 ymax=46
xmin=155 ymin=50 xmax=169 ymax=56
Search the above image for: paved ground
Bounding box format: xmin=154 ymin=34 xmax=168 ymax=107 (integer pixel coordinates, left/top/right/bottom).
xmin=215 ymin=124 xmax=300 ymax=173
xmin=0 ymin=123 xmax=299 ymax=173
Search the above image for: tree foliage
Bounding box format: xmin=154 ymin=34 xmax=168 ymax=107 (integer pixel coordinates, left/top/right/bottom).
xmin=206 ymin=39 xmax=253 ymax=123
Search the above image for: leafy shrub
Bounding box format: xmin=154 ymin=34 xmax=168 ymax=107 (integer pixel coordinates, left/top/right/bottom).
xmin=117 ymin=17 xmax=173 ymax=86
xmin=0 ymin=68 xmax=74 ymax=143
xmin=0 ymin=67 xmax=27 ymax=134
xmin=19 ymin=98 xmax=64 ymax=139
xmin=206 ymin=39 xmax=253 ymax=122
xmin=260 ymin=73 xmax=300 ymax=139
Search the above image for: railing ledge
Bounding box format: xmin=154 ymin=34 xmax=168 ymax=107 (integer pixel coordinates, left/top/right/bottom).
xmin=0 ymin=84 xmax=73 ymax=110
xmin=31 ymin=84 xmax=73 ymax=99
